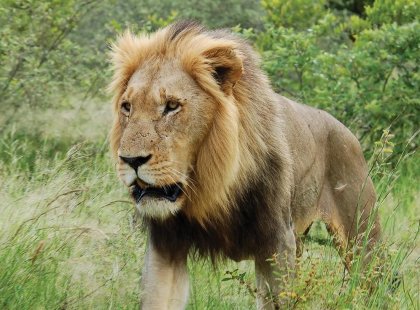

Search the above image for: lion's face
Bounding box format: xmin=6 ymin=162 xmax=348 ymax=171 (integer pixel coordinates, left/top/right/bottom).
xmin=110 ymin=26 xmax=244 ymax=222
xmin=116 ymin=59 xmax=216 ymax=219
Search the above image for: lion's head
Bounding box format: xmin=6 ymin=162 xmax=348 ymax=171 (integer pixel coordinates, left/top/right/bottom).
xmin=109 ymin=22 xmax=262 ymax=222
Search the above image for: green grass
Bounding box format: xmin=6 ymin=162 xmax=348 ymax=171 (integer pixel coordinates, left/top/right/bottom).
xmin=0 ymin=100 xmax=419 ymax=309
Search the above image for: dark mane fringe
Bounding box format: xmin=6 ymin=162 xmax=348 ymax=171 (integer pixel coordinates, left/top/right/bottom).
xmin=169 ymin=20 xmax=203 ymax=41
xmin=145 ymin=150 xmax=286 ymax=264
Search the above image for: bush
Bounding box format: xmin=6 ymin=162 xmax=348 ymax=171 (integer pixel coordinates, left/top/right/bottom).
xmin=366 ymin=0 xmax=420 ymax=25
xmin=256 ymin=0 xmax=419 ymax=162
xmin=0 ymin=0 xmax=101 ymax=111
xmin=262 ymin=0 xmax=327 ymax=30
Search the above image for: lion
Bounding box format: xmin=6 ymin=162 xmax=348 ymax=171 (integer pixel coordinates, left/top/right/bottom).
xmin=108 ymin=21 xmax=380 ymax=309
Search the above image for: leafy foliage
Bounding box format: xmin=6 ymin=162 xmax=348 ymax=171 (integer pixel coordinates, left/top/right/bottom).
xmin=0 ymin=0 xmax=101 ymax=111
xmin=256 ymin=0 xmax=419 ymax=161
xmin=366 ymin=0 xmax=420 ymax=25
xmin=262 ymin=0 xmax=327 ymax=30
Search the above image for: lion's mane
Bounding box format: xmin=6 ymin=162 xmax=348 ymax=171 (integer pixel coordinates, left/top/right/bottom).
xmin=109 ymin=21 xmax=293 ymax=261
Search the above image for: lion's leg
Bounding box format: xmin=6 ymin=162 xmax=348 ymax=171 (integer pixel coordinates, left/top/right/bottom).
xmin=254 ymin=223 xmax=296 ymax=310
xmin=321 ymin=178 xmax=381 ymax=270
xmin=335 ymin=188 xmax=380 ymax=270
xmin=141 ymin=241 xmax=189 ymax=310
xmin=321 ymin=127 xmax=381 ymax=270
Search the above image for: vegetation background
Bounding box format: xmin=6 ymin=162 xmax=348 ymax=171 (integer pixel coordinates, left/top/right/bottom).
xmin=0 ymin=0 xmax=418 ymax=308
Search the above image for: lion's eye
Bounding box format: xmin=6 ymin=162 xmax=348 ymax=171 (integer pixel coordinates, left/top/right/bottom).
xmin=164 ymin=100 xmax=180 ymax=114
xmin=121 ymin=101 xmax=131 ymax=116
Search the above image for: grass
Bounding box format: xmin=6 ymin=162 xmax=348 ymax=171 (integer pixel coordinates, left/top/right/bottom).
xmin=0 ymin=99 xmax=419 ymax=309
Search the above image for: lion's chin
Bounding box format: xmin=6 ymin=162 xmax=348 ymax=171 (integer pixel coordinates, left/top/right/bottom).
xmin=134 ymin=196 xmax=182 ymax=219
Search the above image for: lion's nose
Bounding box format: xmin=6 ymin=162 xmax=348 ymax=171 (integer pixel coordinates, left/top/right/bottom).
xmin=119 ymin=154 xmax=152 ymax=171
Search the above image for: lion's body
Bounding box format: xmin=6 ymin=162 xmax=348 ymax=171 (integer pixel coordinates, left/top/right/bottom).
xmin=109 ymin=21 xmax=380 ymax=309
xmin=281 ymin=98 xmax=379 ymax=256
xmin=147 ymin=95 xmax=379 ymax=265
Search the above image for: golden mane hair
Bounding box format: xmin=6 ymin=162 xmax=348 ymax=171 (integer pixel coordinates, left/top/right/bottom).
xmin=109 ymin=21 xmax=292 ymax=227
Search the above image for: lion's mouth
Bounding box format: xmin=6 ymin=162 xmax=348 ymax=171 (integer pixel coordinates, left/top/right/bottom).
xmin=130 ymin=182 xmax=183 ymax=203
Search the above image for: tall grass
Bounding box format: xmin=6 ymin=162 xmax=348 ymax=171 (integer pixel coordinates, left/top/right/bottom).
xmin=0 ymin=100 xmax=418 ymax=309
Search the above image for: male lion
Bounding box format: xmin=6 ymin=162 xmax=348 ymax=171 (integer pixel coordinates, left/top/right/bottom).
xmin=109 ymin=21 xmax=380 ymax=309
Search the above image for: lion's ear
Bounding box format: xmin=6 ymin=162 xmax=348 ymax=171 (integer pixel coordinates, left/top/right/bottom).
xmin=203 ymin=46 xmax=243 ymax=94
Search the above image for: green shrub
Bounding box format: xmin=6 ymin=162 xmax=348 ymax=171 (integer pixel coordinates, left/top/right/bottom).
xmin=255 ymin=3 xmax=419 ymax=163
xmin=366 ymin=0 xmax=420 ymax=25
xmin=262 ymin=0 xmax=327 ymax=30
xmin=0 ymin=1 xmax=99 ymax=110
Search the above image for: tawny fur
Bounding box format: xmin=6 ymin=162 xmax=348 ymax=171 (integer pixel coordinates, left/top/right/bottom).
xmin=109 ymin=21 xmax=380 ymax=309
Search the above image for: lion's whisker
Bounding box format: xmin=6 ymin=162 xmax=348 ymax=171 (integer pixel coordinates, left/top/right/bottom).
xmin=165 ymin=167 xmax=198 ymax=197
xmin=166 ymin=166 xmax=198 ymax=188
xmin=167 ymin=160 xmax=197 ymax=174
xmin=163 ymin=167 xmax=198 ymax=198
